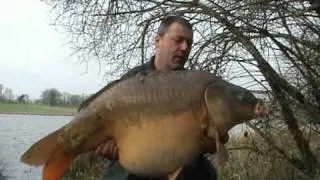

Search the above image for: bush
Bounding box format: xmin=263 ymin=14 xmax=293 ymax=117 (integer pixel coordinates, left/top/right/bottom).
xmin=211 ymin=131 xmax=320 ymax=180
xmin=62 ymin=152 xmax=108 ymax=180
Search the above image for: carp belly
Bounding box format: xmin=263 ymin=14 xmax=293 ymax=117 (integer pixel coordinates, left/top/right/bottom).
xmin=115 ymin=111 xmax=203 ymax=177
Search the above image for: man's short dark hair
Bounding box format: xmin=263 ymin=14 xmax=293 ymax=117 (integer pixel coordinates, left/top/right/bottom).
xmin=157 ymin=15 xmax=193 ymax=37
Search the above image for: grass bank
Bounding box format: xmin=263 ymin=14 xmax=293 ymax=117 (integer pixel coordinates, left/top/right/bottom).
xmin=0 ymin=103 xmax=77 ymax=116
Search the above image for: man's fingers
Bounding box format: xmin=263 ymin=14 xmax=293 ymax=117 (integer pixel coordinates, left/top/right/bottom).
xmin=94 ymin=140 xmax=119 ymax=160
xmin=94 ymin=144 xmax=103 ymax=155
xmin=101 ymin=140 xmax=118 ymax=159
xmin=102 ymin=141 xmax=113 ymax=155
xmin=111 ymin=145 xmax=119 ymax=160
xmin=101 ymin=142 xmax=108 ymax=155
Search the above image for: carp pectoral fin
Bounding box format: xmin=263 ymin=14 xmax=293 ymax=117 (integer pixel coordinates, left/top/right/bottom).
xmin=21 ymin=129 xmax=61 ymax=166
xmin=43 ymin=144 xmax=74 ymax=180
xmin=167 ymin=166 xmax=183 ymax=180
xmin=215 ymin=130 xmax=229 ymax=167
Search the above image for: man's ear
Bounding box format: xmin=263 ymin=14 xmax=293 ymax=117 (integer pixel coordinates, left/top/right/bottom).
xmin=155 ymin=35 xmax=161 ymax=49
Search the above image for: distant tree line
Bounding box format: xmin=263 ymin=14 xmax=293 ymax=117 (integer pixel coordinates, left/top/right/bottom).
xmin=0 ymin=84 xmax=89 ymax=108
xmin=39 ymin=88 xmax=89 ymax=107
xmin=0 ymin=84 xmax=19 ymax=103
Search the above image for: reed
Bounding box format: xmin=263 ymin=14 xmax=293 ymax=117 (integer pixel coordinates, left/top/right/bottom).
xmin=0 ymin=157 xmax=7 ymax=180
xmin=212 ymin=131 xmax=320 ymax=180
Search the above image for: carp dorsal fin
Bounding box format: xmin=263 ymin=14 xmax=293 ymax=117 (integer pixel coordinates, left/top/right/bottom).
xmin=77 ymin=70 xmax=150 ymax=112
xmin=77 ymin=79 xmax=121 ymax=112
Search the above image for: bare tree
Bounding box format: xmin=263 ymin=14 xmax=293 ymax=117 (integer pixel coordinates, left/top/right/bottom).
xmin=0 ymin=84 xmax=3 ymax=98
xmin=17 ymin=94 xmax=29 ymax=103
xmin=44 ymin=0 xmax=319 ymax=177
xmin=3 ymin=88 xmax=14 ymax=102
xmin=41 ymin=88 xmax=62 ymax=106
xmin=0 ymin=84 xmax=3 ymax=102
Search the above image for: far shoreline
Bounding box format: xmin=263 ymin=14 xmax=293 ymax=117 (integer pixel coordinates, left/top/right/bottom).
xmin=0 ymin=112 xmax=75 ymax=117
xmin=0 ymin=102 xmax=77 ymax=117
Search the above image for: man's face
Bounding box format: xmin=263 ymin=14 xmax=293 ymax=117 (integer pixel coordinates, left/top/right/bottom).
xmin=155 ymin=22 xmax=193 ymax=70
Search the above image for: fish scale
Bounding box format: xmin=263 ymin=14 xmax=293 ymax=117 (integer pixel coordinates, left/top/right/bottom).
xmin=103 ymin=75 xmax=196 ymax=117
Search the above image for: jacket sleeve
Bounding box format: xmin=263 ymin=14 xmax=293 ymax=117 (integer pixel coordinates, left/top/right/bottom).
xmin=119 ymin=65 xmax=145 ymax=80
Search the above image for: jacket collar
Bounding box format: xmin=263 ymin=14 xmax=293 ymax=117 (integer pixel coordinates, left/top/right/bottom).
xmin=145 ymin=55 xmax=186 ymax=71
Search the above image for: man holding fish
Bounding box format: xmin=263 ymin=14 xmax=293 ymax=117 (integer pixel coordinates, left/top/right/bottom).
xmin=20 ymin=15 xmax=264 ymax=180
xmin=96 ymin=15 xmax=223 ymax=180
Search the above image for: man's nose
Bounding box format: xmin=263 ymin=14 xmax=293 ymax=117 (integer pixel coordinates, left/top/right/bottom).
xmin=180 ymin=41 xmax=190 ymax=52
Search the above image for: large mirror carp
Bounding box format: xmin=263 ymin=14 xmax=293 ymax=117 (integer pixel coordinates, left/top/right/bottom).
xmin=20 ymin=70 xmax=264 ymax=180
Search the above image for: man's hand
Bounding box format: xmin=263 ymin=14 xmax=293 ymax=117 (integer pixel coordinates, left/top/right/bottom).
xmin=94 ymin=139 xmax=119 ymax=160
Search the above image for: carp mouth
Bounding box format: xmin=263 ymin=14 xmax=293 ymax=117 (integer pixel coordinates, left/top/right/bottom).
xmin=254 ymin=100 xmax=265 ymax=118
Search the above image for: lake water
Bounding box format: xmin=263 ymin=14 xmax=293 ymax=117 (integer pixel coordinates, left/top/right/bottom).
xmin=0 ymin=114 xmax=249 ymax=180
xmin=0 ymin=114 xmax=71 ymax=180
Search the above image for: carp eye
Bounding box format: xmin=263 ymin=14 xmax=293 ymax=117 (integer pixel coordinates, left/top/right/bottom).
xmin=237 ymin=93 xmax=245 ymax=101
xmin=237 ymin=91 xmax=256 ymax=104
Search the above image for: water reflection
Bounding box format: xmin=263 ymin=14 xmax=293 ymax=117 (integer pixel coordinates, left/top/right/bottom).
xmin=0 ymin=114 xmax=71 ymax=180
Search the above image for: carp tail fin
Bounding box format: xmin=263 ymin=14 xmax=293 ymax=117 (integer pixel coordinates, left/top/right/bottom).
xmin=42 ymin=143 xmax=74 ymax=180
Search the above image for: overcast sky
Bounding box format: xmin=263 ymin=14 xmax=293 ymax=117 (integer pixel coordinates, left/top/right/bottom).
xmin=0 ymin=0 xmax=106 ymax=100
